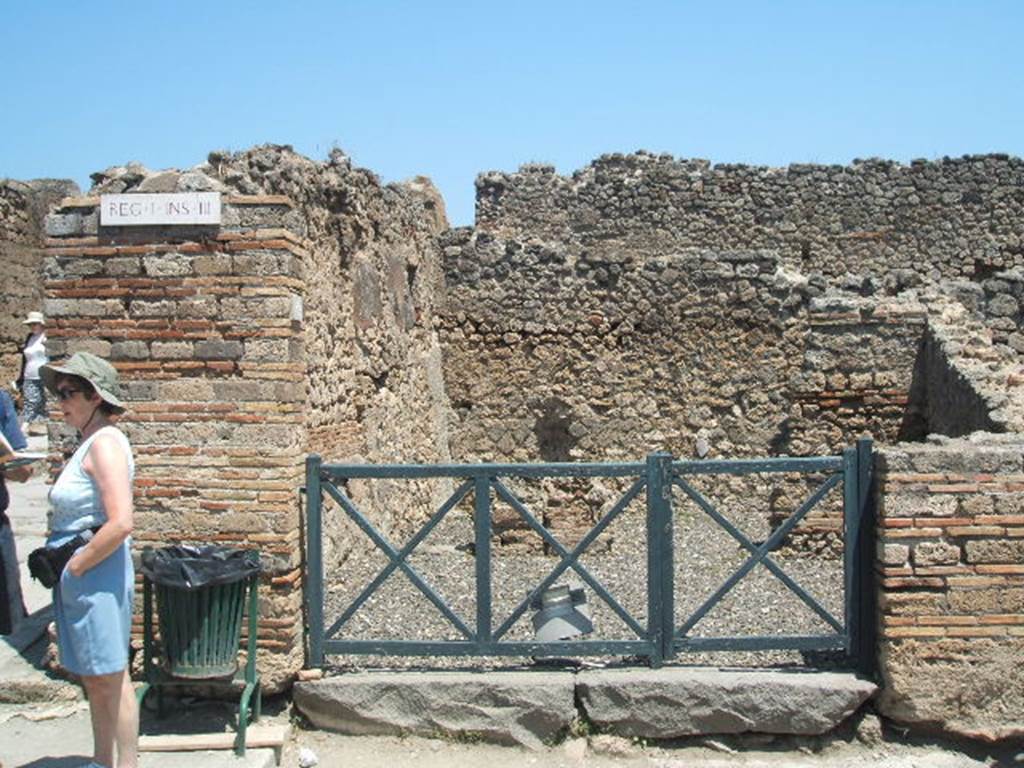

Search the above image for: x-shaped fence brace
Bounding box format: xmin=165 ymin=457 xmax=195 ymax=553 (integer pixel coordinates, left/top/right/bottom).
xmin=320 ymin=468 xmax=847 ymax=647
xmin=671 ymin=471 xmax=845 ymax=640
xmin=322 ymin=475 xmax=647 ymax=643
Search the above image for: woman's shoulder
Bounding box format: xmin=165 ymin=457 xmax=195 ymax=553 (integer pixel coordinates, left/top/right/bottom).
xmin=85 ymin=426 xmax=132 ymax=459
xmin=91 ymin=425 xmax=131 ymax=446
xmin=82 ymin=427 xmax=133 ymax=478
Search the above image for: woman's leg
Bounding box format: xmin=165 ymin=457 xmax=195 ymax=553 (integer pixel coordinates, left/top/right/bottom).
xmin=22 ymin=379 xmax=46 ymax=425
xmin=116 ymin=667 xmax=139 ymax=767
xmin=81 ymin=668 xmax=138 ymax=767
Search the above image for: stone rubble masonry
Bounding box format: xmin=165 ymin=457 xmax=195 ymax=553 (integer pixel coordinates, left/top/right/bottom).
xmin=452 ymin=150 xmax=1024 ymax=741
xmin=476 ymin=152 xmax=1024 ymax=284
xmin=8 ymin=146 xmax=1024 ymax=740
xmin=437 ymin=236 xmax=927 ymax=546
xmin=0 ymin=178 xmax=79 ymax=385
xmin=912 ymin=298 xmax=1024 ymax=435
xmin=196 ymin=145 xmax=453 ymax=571
xmin=875 ymin=434 xmax=1024 ymax=741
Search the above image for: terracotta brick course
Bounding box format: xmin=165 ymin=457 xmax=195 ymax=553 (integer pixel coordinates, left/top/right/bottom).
xmin=945 ymin=626 xmax=1008 ymax=638
xmin=913 ymin=565 xmax=972 ymax=576
xmin=975 ymin=564 xmax=1024 ymax=575
xmin=881 ymin=576 xmax=946 ymax=589
xmin=916 ymin=615 xmax=978 ymax=626
xmin=881 ymin=626 xmax=945 ymax=639
xmin=978 ymin=515 xmax=1024 ymax=525
xmin=979 ymin=614 xmax=1024 ymax=625
xmin=882 ymin=527 xmax=945 ymax=539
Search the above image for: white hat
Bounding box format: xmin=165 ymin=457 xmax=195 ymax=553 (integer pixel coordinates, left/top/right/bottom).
xmin=22 ymin=311 xmax=45 ymax=325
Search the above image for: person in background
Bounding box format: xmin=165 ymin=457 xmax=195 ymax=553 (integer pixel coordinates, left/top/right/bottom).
xmin=16 ymin=311 xmax=49 ymax=435
xmin=41 ymin=352 xmax=137 ymax=768
xmin=0 ymin=389 xmax=32 ymax=635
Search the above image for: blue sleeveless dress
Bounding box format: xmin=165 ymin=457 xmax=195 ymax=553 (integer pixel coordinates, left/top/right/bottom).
xmin=47 ymin=426 xmax=135 ymax=676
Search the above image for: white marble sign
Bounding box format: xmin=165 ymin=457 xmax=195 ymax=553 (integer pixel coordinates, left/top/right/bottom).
xmin=100 ymin=192 xmax=221 ymax=226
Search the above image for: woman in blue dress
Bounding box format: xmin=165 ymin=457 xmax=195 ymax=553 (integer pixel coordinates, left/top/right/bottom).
xmin=41 ymin=352 xmax=137 ymax=768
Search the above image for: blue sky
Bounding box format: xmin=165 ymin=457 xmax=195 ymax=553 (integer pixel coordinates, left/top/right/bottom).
xmin=1 ymin=1 xmax=1021 ymax=226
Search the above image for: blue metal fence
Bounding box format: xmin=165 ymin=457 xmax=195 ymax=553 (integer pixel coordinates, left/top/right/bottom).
xmin=304 ymin=438 xmax=874 ymax=673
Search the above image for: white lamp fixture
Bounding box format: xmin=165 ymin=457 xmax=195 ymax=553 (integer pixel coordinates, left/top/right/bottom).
xmin=530 ymin=583 xmax=593 ymax=641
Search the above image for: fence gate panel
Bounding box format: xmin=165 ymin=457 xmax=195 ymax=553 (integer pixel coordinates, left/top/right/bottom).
xmin=303 ymin=441 xmax=874 ymax=673
xmin=669 ymin=455 xmax=847 ymax=658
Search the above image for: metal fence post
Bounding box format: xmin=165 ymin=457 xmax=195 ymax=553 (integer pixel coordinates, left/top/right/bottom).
xmin=474 ymin=476 xmax=493 ymax=650
xmin=854 ymin=438 xmax=877 ymax=678
xmin=842 ymin=446 xmax=858 ymax=660
xmin=305 ymin=454 xmax=324 ymax=668
xmin=646 ymin=452 xmax=674 ymax=666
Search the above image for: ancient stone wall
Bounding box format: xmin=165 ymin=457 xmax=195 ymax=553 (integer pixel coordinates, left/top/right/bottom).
xmin=9 ymin=145 xmax=1024 ymax=738
xmin=439 ymin=231 xmax=931 ymax=544
xmin=976 ymin=268 xmax=1024 ymax=346
xmin=875 ymin=434 xmax=1024 ymax=741
xmin=476 ymin=153 xmax=1024 ymax=284
xmin=452 ymin=152 xmax=1024 ymax=741
xmin=912 ymin=298 xmax=1024 ymax=437
xmin=36 ymin=146 xmax=452 ymax=689
xmin=202 ymin=146 xmax=453 ymax=550
xmin=790 ymin=296 xmax=925 ymax=454
xmin=440 ymin=233 xmax=805 ymax=463
xmin=0 ymin=179 xmax=78 ymax=386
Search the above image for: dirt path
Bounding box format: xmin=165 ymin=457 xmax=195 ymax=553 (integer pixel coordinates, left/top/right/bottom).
xmin=279 ymin=727 xmax=1014 ymax=768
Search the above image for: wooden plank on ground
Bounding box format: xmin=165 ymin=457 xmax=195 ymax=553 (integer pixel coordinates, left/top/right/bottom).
xmin=139 ymin=724 xmax=290 ymax=752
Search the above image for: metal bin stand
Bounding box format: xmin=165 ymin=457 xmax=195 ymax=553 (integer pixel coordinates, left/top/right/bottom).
xmin=136 ymin=570 xmax=261 ymax=756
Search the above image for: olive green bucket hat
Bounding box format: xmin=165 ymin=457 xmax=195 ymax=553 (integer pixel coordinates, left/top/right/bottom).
xmin=40 ymin=352 xmax=126 ymax=413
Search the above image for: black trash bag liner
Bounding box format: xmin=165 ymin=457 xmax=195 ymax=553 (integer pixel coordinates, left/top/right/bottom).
xmin=140 ymin=545 xmax=261 ymax=590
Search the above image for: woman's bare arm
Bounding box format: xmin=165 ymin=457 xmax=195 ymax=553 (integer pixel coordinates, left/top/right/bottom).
xmin=67 ymin=433 xmax=133 ymax=576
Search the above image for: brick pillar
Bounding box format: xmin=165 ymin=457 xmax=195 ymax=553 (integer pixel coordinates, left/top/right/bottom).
xmin=44 ymin=193 xmax=307 ymax=690
xmin=875 ymin=437 xmax=1024 ymax=741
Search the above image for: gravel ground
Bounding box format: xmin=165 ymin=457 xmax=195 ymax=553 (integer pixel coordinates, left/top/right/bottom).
xmin=321 ymin=472 xmax=852 ymax=672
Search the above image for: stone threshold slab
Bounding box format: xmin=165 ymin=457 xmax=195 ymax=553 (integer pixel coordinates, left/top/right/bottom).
xmin=294 ymin=668 xmax=877 ymax=749
xmin=578 ymin=668 xmax=878 ymax=738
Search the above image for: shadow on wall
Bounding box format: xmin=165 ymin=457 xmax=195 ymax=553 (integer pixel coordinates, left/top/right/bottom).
xmin=899 ymin=326 xmax=1001 ymax=442
xmin=533 ymin=397 xmax=578 ymax=462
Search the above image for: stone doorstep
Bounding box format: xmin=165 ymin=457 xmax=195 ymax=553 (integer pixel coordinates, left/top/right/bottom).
xmin=293 ymin=668 xmax=877 ymax=750
xmin=578 ymin=668 xmax=878 ymax=739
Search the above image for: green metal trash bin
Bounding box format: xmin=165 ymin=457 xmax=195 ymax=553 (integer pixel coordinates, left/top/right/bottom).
xmin=154 ymin=575 xmax=250 ymax=678
xmin=142 ymin=545 xmax=261 ymax=677
xmin=138 ymin=545 xmax=263 ymax=755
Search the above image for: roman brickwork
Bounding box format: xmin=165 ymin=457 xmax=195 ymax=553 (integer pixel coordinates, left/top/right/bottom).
xmin=38 ymin=148 xmax=451 ymax=690
xmin=42 ymin=192 xmax=311 ymax=689
xmin=875 ymin=435 xmax=1024 ymax=741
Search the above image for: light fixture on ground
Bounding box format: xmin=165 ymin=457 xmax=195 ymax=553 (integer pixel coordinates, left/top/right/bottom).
xmin=530 ymin=583 xmax=593 ymax=641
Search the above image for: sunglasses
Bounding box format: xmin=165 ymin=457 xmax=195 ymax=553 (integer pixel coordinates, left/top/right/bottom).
xmin=55 ymin=387 xmax=83 ymax=402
